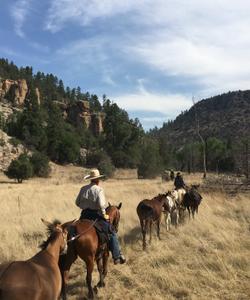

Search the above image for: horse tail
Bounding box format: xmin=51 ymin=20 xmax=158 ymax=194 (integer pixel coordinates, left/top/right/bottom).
xmin=137 ymin=202 xmax=154 ymax=220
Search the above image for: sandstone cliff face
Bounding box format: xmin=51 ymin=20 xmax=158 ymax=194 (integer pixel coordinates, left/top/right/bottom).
xmin=0 ymin=79 xmax=105 ymax=135
xmin=66 ymin=100 xmax=105 ymax=135
xmin=0 ymin=130 xmax=27 ymax=171
xmin=0 ymin=79 xmax=28 ymax=106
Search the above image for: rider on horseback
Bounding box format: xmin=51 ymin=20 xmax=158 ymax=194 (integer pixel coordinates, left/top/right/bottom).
xmin=75 ymin=169 xmax=126 ymax=265
xmin=174 ymin=171 xmax=186 ymax=190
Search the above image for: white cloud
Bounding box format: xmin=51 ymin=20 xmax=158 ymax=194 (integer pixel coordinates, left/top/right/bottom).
xmin=102 ymin=73 xmax=116 ymax=86
xmin=45 ymin=0 xmax=150 ymax=32
xmin=48 ymin=0 xmax=250 ymax=95
xmin=113 ymin=80 xmax=192 ymax=115
xmin=121 ymin=0 xmax=250 ymax=94
xmin=45 ymin=0 xmax=250 ymax=129
xmin=10 ymin=0 xmax=31 ymax=38
xmin=113 ymin=88 xmax=192 ymax=129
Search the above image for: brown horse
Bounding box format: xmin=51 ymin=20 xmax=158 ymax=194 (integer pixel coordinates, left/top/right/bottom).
xmin=0 ymin=219 xmax=68 ymax=300
xmin=137 ymin=193 xmax=168 ymax=250
xmin=182 ymin=185 xmax=203 ymax=219
xmin=60 ymin=202 xmax=122 ymax=300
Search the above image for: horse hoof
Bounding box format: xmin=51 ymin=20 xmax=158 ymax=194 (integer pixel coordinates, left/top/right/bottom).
xmin=97 ymin=281 xmax=105 ymax=288
xmin=88 ymin=292 xmax=95 ymax=299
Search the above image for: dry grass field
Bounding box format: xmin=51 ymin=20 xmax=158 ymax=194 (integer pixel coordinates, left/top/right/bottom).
xmin=0 ymin=166 xmax=249 ymax=300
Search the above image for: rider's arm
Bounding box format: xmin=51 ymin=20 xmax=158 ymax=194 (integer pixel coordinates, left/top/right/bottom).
xmin=98 ymin=188 xmax=106 ymax=216
xmin=75 ymin=189 xmax=82 ymax=208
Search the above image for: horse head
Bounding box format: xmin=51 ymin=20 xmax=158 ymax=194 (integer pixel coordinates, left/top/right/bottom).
xmin=191 ymin=184 xmax=200 ymax=190
xmin=106 ymin=202 xmax=122 ymax=232
xmin=40 ymin=218 xmax=68 ymax=254
xmin=154 ymin=193 xmax=169 ymax=203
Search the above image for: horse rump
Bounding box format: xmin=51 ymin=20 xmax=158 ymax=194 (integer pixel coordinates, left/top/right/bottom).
xmin=137 ymin=202 xmax=154 ymax=220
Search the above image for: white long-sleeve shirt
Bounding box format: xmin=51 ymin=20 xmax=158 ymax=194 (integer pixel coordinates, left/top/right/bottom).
xmin=75 ymin=183 xmax=106 ymax=215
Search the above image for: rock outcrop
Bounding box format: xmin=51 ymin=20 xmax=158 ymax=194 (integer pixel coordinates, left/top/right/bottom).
xmin=0 ymin=79 xmax=105 ymax=135
xmin=0 ymin=79 xmax=28 ymax=106
xmin=65 ymin=100 xmax=105 ymax=135
xmin=0 ymin=130 xmax=27 ymax=171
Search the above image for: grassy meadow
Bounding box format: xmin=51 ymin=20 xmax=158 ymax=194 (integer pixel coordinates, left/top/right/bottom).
xmin=0 ymin=166 xmax=249 ymax=300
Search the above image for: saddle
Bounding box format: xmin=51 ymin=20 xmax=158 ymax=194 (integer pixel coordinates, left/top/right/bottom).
xmin=68 ymin=209 xmax=112 ymax=246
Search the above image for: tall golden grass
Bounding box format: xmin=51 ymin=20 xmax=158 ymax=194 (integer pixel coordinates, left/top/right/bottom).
xmin=0 ymin=167 xmax=249 ymax=299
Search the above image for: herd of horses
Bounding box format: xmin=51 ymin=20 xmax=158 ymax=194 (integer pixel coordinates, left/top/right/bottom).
xmin=0 ymin=186 xmax=202 ymax=300
xmin=137 ymin=185 xmax=203 ymax=250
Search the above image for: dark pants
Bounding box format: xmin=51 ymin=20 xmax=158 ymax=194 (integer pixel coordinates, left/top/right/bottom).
xmin=80 ymin=209 xmax=121 ymax=259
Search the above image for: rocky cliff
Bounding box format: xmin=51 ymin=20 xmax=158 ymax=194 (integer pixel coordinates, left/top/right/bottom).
xmin=56 ymin=100 xmax=105 ymax=135
xmin=0 ymin=79 xmax=105 ymax=135
xmin=0 ymin=79 xmax=28 ymax=106
xmin=0 ymin=129 xmax=27 ymax=171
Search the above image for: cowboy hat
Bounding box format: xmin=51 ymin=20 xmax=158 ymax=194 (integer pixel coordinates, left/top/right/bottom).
xmin=84 ymin=169 xmax=105 ymax=180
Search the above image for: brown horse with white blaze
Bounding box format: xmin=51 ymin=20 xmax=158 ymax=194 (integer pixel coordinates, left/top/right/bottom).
xmin=60 ymin=202 xmax=122 ymax=300
xmin=137 ymin=193 xmax=168 ymax=250
xmin=0 ymin=219 xmax=68 ymax=300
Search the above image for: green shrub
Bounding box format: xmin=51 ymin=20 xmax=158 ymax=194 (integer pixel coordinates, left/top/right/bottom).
xmin=86 ymin=150 xmax=115 ymax=178
xmin=30 ymin=152 xmax=51 ymax=177
xmin=98 ymin=154 xmax=115 ymax=178
xmin=137 ymin=139 xmax=163 ymax=179
xmin=5 ymin=153 xmax=33 ymax=183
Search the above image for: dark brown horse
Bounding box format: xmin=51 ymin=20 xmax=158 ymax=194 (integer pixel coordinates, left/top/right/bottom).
xmin=137 ymin=193 xmax=168 ymax=250
xmin=60 ymin=202 xmax=122 ymax=300
xmin=182 ymin=185 xmax=203 ymax=219
xmin=0 ymin=219 xmax=68 ymax=300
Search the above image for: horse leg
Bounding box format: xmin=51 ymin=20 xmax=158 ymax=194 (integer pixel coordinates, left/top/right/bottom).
xmin=157 ymin=219 xmax=161 ymax=240
xmin=85 ymin=257 xmax=95 ymax=299
xmin=192 ymin=207 xmax=195 ymax=219
xmin=140 ymin=219 xmax=147 ymax=250
xmin=95 ymin=250 xmax=108 ymax=289
xmin=102 ymin=250 xmax=109 ymax=285
xmin=59 ymin=248 xmax=77 ymax=300
xmin=149 ymin=220 xmax=153 ymax=244
xmin=176 ymin=210 xmax=179 ymax=228
xmin=187 ymin=207 xmax=191 ymax=219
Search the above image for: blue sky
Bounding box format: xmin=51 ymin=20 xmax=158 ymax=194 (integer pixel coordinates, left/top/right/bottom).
xmin=1 ymin=0 xmax=250 ymax=130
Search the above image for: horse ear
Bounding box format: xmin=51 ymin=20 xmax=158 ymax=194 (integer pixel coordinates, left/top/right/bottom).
xmin=108 ymin=202 xmax=111 ymax=207
xmin=41 ymin=218 xmax=52 ymax=227
xmin=117 ymin=202 xmax=122 ymax=210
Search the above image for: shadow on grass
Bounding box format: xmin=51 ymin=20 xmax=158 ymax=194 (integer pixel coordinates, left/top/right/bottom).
xmin=0 ymin=180 xmax=19 ymax=184
xmin=122 ymin=226 xmax=141 ymax=245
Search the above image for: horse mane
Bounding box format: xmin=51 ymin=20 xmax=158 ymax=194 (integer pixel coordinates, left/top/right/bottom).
xmin=39 ymin=219 xmax=62 ymax=250
xmin=153 ymin=193 xmax=167 ymax=201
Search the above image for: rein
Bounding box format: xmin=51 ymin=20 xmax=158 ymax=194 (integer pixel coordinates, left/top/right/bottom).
xmin=67 ymin=219 xmax=98 ymax=243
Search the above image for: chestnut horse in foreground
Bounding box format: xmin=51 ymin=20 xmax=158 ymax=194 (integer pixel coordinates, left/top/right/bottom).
xmin=137 ymin=193 xmax=168 ymax=250
xmin=60 ymin=203 xmax=122 ymax=300
xmin=0 ymin=219 xmax=68 ymax=300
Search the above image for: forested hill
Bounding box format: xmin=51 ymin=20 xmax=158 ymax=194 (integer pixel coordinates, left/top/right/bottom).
xmin=150 ymin=91 xmax=250 ymax=175
xmin=0 ymin=58 xmax=148 ymax=177
xmin=155 ymin=90 xmax=250 ymax=145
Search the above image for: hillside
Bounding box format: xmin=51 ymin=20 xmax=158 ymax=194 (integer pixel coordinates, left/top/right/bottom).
xmin=0 ymin=58 xmax=144 ymax=173
xmin=158 ymin=90 xmax=250 ymax=145
xmin=150 ymin=91 xmax=250 ymax=174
